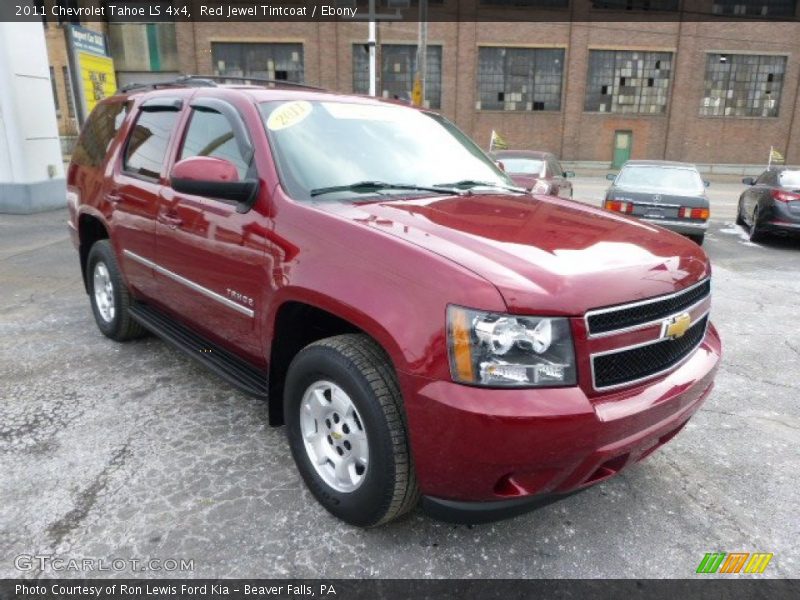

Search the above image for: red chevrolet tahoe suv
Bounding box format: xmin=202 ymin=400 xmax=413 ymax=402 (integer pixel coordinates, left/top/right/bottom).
xmin=67 ymin=77 xmax=721 ymax=526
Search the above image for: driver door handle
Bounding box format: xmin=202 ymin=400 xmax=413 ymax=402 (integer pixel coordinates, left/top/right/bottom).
xmin=159 ymin=212 xmax=183 ymax=230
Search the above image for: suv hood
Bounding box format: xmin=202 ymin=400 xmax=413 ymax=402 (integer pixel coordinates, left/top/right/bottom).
xmin=318 ymin=193 xmax=710 ymax=315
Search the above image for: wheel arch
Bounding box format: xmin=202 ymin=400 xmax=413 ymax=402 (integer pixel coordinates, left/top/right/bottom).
xmin=77 ymin=211 xmax=110 ymax=293
xmin=265 ymin=295 xmax=406 ymax=427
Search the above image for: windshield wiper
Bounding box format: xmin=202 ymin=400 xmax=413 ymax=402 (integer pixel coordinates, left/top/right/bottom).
xmin=434 ymin=179 xmax=527 ymax=194
xmin=310 ymin=181 xmax=462 ymax=197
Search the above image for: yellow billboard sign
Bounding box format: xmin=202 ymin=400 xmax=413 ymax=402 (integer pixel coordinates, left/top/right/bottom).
xmin=77 ymin=52 xmax=117 ymax=115
xmin=66 ymin=24 xmax=116 ymax=124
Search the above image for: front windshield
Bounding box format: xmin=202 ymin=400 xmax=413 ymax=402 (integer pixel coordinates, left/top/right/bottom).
xmin=779 ymin=170 xmax=800 ymax=188
xmin=500 ymin=158 xmax=545 ymax=175
xmin=259 ymin=100 xmax=513 ymax=201
xmin=616 ymin=166 xmax=704 ymax=193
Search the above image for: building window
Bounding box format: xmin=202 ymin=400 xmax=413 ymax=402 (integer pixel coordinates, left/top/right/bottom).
xmin=477 ymin=47 xmax=564 ymax=111
xmin=701 ymin=53 xmax=787 ymax=117
xmin=353 ymin=44 xmax=442 ymax=109
xmin=584 ymin=50 xmax=672 ymax=114
xmin=592 ymin=0 xmax=679 ymax=9
xmin=212 ymin=43 xmax=304 ymax=83
xmin=62 ymin=65 xmax=76 ymax=118
xmin=712 ymin=0 xmax=796 ymax=16
xmin=49 ymin=67 xmax=60 ymax=115
xmin=107 ymin=23 xmax=180 ymax=73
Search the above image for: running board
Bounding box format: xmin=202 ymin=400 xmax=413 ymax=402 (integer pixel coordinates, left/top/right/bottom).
xmin=129 ymin=303 xmax=269 ymax=400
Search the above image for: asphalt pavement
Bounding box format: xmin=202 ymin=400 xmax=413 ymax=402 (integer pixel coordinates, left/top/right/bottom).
xmin=1 ymin=178 xmax=798 ymax=578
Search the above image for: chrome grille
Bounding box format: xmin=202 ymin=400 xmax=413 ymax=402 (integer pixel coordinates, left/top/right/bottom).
xmin=592 ymin=315 xmax=709 ymax=390
xmin=586 ymin=279 xmax=711 ymax=336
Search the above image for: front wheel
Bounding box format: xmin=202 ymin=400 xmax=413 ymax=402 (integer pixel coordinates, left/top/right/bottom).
xmin=284 ymin=334 xmax=419 ymax=526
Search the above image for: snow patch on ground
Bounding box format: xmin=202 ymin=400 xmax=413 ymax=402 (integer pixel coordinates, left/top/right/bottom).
xmin=718 ymin=223 xmax=762 ymax=247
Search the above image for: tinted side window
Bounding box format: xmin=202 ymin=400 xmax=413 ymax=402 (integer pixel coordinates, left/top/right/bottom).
xmin=547 ymin=157 xmax=563 ymax=176
xmin=123 ymin=110 xmax=180 ymax=180
xmin=72 ymin=101 xmax=129 ymax=167
xmin=179 ymin=109 xmax=249 ymax=179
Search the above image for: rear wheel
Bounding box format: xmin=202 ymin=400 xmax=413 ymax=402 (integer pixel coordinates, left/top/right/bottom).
xmin=749 ymin=207 xmax=766 ymax=243
xmin=87 ymin=240 xmax=146 ymax=341
xmin=735 ymin=200 xmax=746 ymax=226
xmin=689 ymin=234 xmax=705 ymax=246
xmin=284 ymin=334 xmax=419 ymax=526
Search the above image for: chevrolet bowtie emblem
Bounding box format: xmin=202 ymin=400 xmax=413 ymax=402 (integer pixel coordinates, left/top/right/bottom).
xmin=662 ymin=312 xmax=692 ymax=339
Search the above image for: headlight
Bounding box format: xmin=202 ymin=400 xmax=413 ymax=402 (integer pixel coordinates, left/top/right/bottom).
xmin=446 ymin=305 xmax=577 ymax=387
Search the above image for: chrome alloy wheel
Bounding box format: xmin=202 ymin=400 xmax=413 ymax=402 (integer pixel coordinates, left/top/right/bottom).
xmin=93 ymin=261 xmax=115 ymax=323
xmin=300 ymin=380 xmax=369 ymax=493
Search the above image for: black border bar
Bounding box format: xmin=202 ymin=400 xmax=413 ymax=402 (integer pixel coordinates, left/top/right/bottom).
xmin=1 ymin=579 xmax=799 ymax=600
xmin=3 ymin=0 xmax=800 ymax=22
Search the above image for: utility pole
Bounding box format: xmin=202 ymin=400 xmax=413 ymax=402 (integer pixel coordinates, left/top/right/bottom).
xmin=356 ymin=0 xmax=403 ymax=97
xmin=413 ymin=0 xmax=428 ymax=107
xmin=368 ymin=0 xmax=377 ymax=96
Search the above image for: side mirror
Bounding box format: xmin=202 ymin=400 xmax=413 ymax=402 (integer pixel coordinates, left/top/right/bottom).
xmin=606 ymin=173 xmax=617 ymax=181
xmin=564 ymin=171 xmax=575 ymax=178
xmin=495 ymin=160 xmax=506 ymax=172
xmin=171 ymin=156 xmax=259 ymax=213
xmin=704 ymin=180 xmax=711 ymax=187
xmin=742 ymin=177 xmax=755 ymax=186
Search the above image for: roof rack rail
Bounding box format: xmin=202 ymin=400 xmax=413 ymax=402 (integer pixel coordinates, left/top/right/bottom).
xmin=118 ymin=75 xmax=325 ymax=94
xmin=181 ymin=75 xmax=327 ymax=91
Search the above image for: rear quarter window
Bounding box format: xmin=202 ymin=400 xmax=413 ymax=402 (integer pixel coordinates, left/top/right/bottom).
xmin=72 ymin=101 xmax=130 ymax=168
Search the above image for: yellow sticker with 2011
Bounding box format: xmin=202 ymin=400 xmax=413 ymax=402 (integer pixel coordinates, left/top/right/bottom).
xmin=267 ymin=100 xmax=312 ymax=131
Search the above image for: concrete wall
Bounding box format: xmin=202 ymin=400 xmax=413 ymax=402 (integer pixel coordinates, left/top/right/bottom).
xmin=0 ymin=21 xmax=66 ymax=214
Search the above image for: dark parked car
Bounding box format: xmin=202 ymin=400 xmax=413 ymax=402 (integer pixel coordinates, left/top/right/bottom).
xmin=737 ymin=167 xmax=800 ymax=242
xmin=604 ymin=160 xmax=710 ymax=245
xmin=491 ymin=150 xmax=574 ymax=198
xmin=66 ymin=77 xmax=720 ymax=526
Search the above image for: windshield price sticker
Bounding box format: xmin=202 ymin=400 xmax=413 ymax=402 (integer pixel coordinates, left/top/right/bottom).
xmin=267 ymin=101 xmax=313 ymax=131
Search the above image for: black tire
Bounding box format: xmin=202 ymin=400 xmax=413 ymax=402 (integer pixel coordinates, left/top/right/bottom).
xmin=689 ymin=234 xmax=705 ymax=246
xmin=86 ymin=240 xmax=146 ymax=341
xmin=284 ymin=334 xmax=419 ymax=527
xmin=735 ymin=200 xmax=746 ymax=226
xmin=749 ymin=207 xmax=765 ymax=243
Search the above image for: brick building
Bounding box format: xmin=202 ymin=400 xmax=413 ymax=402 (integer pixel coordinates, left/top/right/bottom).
xmin=41 ymin=0 xmax=800 ymax=166
xmin=42 ymin=18 xmax=104 ymax=141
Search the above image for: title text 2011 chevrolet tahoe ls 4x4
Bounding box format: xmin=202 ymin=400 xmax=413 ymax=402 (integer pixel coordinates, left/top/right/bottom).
xmin=67 ymin=78 xmax=721 ymax=526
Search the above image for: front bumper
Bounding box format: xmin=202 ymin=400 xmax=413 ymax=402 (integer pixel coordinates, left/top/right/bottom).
xmin=642 ymin=218 xmax=709 ymax=235
xmin=400 ymin=323 xmax=721 ymax=508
